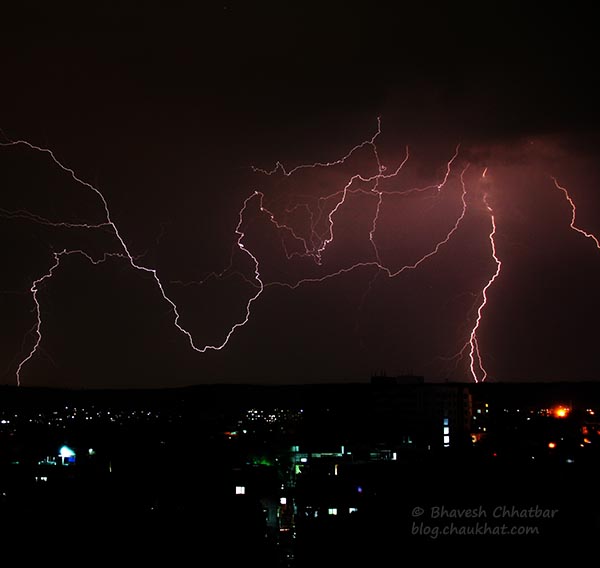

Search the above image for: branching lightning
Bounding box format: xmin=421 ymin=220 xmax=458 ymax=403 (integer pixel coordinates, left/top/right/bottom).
xmin=15 ymin=250 xmax=127 ymax=386
xmin=1 ymin=139 xmax=264 ymax=385
xmin=0 ymin=121 xmax=483 ymax=386
xmin=467 ymin=193 xmax=502 ymax=383
xmin=552 ymin=177 xmax=600 ymax=250
xmin=8 ymin=121 xmax=575 ymax=387
xmin=443 ymin=169 xmax=503 ymax=383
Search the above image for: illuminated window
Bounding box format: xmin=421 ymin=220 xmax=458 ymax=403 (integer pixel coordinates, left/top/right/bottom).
xmin=443 ymin=435 xmax=450 ymax=446
xmin=280 ymin=497 xmax=287 ymax=505
xmin=235 ymin=486 xmax=245 ymax=495
xmin=443 ymin=427 xmax=450 ymax=435
xmin=443 ymin=418 xmax=449 ymax=426
xmin=349 ymin=508 xmax=358 ymax=514
xmin=328 ymin=508 xmax=337 ymax=516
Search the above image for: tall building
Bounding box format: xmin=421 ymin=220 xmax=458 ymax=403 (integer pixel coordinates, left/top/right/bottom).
xmin=371 ymin=376 xmax=472 ymax=450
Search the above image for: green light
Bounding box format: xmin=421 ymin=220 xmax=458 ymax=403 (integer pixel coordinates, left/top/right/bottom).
xmin=251 ymin=455 xmax=273 ymax=467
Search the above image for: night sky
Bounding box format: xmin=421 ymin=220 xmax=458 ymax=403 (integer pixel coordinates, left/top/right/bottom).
xmin=2 ymin=2 xmax=600 ymax=388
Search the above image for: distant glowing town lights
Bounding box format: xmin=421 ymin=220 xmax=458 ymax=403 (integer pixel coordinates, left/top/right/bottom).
xmin=553 ymin=406 xmax=570 ymax=419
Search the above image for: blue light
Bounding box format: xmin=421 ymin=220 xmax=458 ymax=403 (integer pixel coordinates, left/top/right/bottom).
xmin=59 ymin=445 xmax=75 ymax=458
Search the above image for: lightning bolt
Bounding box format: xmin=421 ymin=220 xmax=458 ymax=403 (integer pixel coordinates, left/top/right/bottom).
xmin=468 ymin=194 xmax=502 ymax=382
xmin=0 ymin=207 xmax=111 ymax=230
xmin=446 ymin=170 xmax=502 ymax=383
xmin=552 ymin=177 xmax=600 ymax=249
xmin=1 ymin=139 xmax=264 ymax=385
xmin=253 ymin=118 xmax=462 ymax=289
xmin=15 ymin=250 xmax=127 ymax=386
xmin=2 ymin=120 xmax=504 ymax=387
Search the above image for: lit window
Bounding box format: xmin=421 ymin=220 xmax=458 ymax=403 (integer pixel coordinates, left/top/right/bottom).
xmin=443 ymin=435 xmax=450 ymax=446
xmin=443 ymin=418 xmax=449 ymax=426
xmin=235 ymin=486 xmax=245 ymax=495
xmin=280 ymin=497 xmax=287 ymax=505
xmin=349 ymin=508 xmax=358 ymax=514
xmin=328 ymin=508 xmax=337 ymax=516
xmin=443 ymin=427 xmax=449 ymax=435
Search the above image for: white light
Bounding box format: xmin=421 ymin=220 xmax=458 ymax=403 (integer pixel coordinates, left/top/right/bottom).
xmin=443 ymin=427 xmax=450 ymax=435
xmin=328 ymin=508 xmax=337 ymax=516
xmin=280 ymin=497 xmax=287 ymax=505
xmin=235 ymin=486 xmax=245 ymax=495
xmin=59 ymin=445 xmax=75 ymax=458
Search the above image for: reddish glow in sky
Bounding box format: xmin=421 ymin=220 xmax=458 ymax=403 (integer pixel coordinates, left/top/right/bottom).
xmin=1 ymin=3 xmax=599 ymax=387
